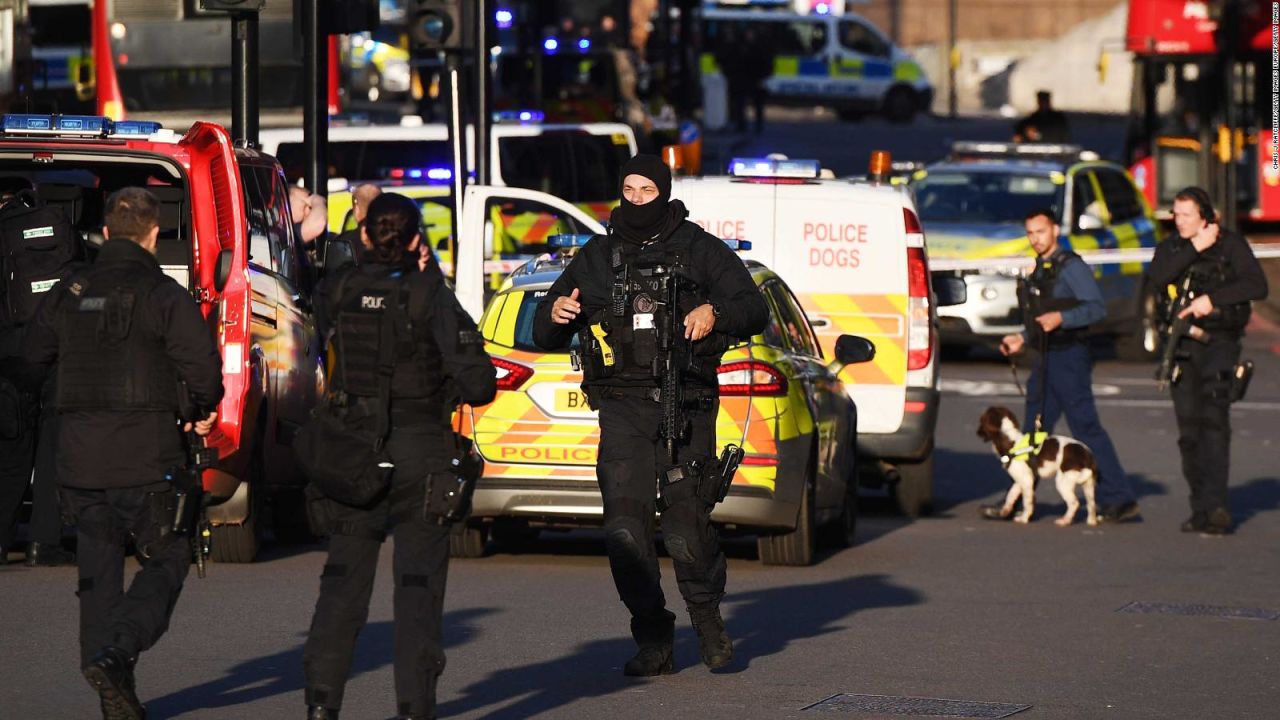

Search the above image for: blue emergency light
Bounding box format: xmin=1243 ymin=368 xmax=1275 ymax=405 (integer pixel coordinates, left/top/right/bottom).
xmin=577 ymin=38 xmax=591 ymax=51
xmin=4 ymin=114 xmax=109 ymax=136
xmin=111 ymin=120 xmax=163 ymax=136
xmin=387 ymin=166 xmax=452 ymax=183
xmin=495 ymin=9 xmax=514 ymax=29
xmin=546 ymin=233 xmax=594 ymax=250
xmin=493 ymin=109 xmax=545 ymax=124
xmin=543 ymin=37 xmax=559 ymax=53
xmin=728 ymin=157 xmax=821 ymax=179
xmin=723 ymin=239 xmax=752 ymax=252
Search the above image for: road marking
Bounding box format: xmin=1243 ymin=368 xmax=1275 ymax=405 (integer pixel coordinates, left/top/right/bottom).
xmin=1117 ymin=601 xmax=1279 ymax=621
xmin=802 ymin=693 xmax=1030 ymax=718
xmin=944 ymin=394 xmax=1280 ymax=412
xmin=942 ymin=378 xmax=1120 ymax=396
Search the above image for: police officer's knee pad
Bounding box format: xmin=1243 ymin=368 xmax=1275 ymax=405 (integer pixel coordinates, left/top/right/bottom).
xmin=605 ymin=523 xmax=645 ymax=561
xmin=662 ymin=533 xmax=696 ymax=564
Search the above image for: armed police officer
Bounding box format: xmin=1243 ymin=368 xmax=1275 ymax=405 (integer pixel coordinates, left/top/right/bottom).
xmin=23 ymin=187 xmax=223 ymax=720
xmin=1147 ymin=187 xmax=1267 ymax=535
xmin=533 ymin=155 xmax=768 ymax=676
xmin=302 ymin=193 xmax=496 ymax=720
xmin=991 ymin=208 xmax=1139 ymax=522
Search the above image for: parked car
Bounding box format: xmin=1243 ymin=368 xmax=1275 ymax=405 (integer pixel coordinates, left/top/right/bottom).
xmin=0 ymin=113 xmax=323 ymax=562
xmin=914 ymin=142 xmax=1164 ymax=359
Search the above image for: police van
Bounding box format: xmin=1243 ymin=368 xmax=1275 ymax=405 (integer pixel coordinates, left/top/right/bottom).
xmin=258 ymin=116 xmax=637 ymax=223
xmin=668 ymin=155 xmax=964 ymax=515
xmin=700 ymin=9 xmax=934 ymax=125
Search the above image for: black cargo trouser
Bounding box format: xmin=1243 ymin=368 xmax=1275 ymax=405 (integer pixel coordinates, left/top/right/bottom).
xmin=303 ymin=425 xmax=452 ymax=718
xmin=61 ymin=482 xmax=191 ymax=667
xmin=594 ymin=390 xmax=726 ymax=637
xmin=1171 ymin=336 xmax=1241 ymax=516
xmin=0 ymin=387 xmax=62 ymax=551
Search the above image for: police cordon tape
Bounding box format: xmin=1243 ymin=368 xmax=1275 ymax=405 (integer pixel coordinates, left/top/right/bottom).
xmin=928 ymin=244 xmax=1280 ymax=273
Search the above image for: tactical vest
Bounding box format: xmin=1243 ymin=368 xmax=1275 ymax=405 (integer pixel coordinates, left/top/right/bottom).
xmin=331 ymin=269 xmax=443 ymax=401
xmin=56 ymin=269 xmax=178 ymax=412
xmin=1018 ymin=250 xmax=1085 ymax=348
xmin=577 ymin=232 xmax=718 ymax=388
xmin=1176 ymin=247 xmax=1251 ymax=333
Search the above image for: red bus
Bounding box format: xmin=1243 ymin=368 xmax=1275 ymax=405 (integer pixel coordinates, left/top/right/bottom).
xmin=1124 ymin=0 xmax=1275 ymax=224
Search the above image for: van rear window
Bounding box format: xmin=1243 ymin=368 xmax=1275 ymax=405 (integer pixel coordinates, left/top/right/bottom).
xmin=498 ymin=133 xmax=628 ymax=203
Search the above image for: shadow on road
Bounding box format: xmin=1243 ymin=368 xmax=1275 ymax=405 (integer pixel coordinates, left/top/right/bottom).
xmin=1231 ymin=477 xmax=1280 ymax=528
xmin=144 ymin=607 xmax=496 ymax=718
xmin=437 ymin=574 xmax=922 ymax=718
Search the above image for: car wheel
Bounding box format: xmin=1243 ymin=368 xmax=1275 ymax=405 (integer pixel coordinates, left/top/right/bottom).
xmin=449 ymin=522 xmax=488 ymax=559
xmin=895 ymin=452 xmax=935 ymax=518
xmin=758 ymin=480 xmax=815 ymax=566
xmin=211 ymin=447 xmax=265 ymax=563
xmin=883 ymin=87 xmax=917 ymax=124
xmin=1117 ymin=289 xmax=1160 ymax=362
xmin=819 ymin=471 xmax=859 ymax=549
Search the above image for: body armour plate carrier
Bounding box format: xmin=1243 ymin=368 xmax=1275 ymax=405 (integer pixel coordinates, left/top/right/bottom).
xmin=1018 ymin=250 xmax=1084 ymax=347
xmin=332 ymin=270 xmax=443 ymax=399
xmin=56 ymin=269 xmax=178 ymax=411
xmin=576 ymin=236 xmax=720 ymax=387
xmin=1172 ymin=250 xmax=1251 ymax=333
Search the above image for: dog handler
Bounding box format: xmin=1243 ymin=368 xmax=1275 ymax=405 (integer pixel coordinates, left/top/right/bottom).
xmin=988 ymin=208 xmax=1139 ymax=523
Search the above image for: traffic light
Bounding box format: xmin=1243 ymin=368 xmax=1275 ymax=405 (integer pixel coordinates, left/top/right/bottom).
xmin=408 ymin=0 xmax=476 ymax=51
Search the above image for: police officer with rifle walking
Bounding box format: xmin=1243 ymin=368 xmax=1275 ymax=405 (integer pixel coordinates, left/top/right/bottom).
xmin=533 ymin=155 xmax=768 ymax=676
xmin=302 ymin=193 xmax=496 ymax=720
xmin=991 ymin=208 xmax=1139 ymax=523
xmin=1147 ymin=187 xmax=1267 ymax=535
xmin=23 ymin=187 xmax=223 ymax=720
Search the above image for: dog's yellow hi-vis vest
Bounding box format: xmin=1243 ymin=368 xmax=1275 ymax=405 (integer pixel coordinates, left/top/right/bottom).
xmin=1001 ymin=431 xmax=1049 ymax=468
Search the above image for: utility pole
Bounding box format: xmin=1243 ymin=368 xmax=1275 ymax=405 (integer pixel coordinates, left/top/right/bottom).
xmin=947 ymin=0 xmax=958 ymax=118
xmin=302 ymin=0 xmax=326 ymax=197
xmin=475 ymin=0 xmax=491 ymax=185
xmin=230 ymin=12 xmax=259 ymax=147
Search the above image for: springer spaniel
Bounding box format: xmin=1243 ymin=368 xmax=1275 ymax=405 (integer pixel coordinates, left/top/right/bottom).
xmin=976 ymin=406 xmax=1099 ymax=526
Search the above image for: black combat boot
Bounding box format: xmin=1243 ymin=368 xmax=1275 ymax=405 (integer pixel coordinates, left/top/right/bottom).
xmin=306 ymin=706 xmax=339 ymax=720
xmin=623 ymin=612 xmax=675 ymax=677
xmin=689 ymin=605 xmax=734 ymax=671
xmin=24 ymin=540 xmax=76 ymax=567
xmin=83 ymin=646 xmax=145 ymax=720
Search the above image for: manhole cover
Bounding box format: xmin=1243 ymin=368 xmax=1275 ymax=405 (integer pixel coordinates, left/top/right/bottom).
xmin=1117 ymin=601 xmax=1279 ymax=621
xmin=803 ymin=694 xmax=1030 ymax=718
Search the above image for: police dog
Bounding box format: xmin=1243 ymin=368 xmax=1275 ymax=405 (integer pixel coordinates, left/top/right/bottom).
xmin=976 ymin=406 xmax=1099 ymax=526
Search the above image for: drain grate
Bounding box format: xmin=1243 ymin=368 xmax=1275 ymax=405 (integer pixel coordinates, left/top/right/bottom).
xmin=802 ymin=694 xmax=1030 ymax=718
xmin=1117 ymin=601 xmax=1279 ymax=621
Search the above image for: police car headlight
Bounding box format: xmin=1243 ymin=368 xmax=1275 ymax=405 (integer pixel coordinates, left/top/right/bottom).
xmin=981 ymin=287 xmax=999 ymax=301
xmin=383 ymin=62 xmax=411 ymax=92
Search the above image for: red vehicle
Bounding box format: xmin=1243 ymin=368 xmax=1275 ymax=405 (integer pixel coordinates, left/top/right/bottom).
xmin=1124 ymin=0 xmax=1276 ymax=224
xmin=0 ymin=114 xmax=322 ymax=562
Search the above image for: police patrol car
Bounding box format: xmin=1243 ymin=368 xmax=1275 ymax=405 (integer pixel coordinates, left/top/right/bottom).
xmin=0 ymin=113 xmax=323 ymax=563
xmin=913 ymin=142 xmax=1164 ymax=358
xmin=669 ymin=155 xmax=964 ymax=517
xmin=456 ymin=232 xmax=875 ymax=566
xmin=700 ymin=8 xmax=933 ymax=125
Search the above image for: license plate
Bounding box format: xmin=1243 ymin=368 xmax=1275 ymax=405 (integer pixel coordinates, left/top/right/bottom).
xmin=554 ymin=388 xmax=591 ymax=412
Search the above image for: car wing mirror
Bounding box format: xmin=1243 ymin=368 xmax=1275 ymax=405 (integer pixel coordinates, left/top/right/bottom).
xmin=829 ymin=334 xmax=876 ymax=373
xmin=932 ymin=274 xmax=967 ymax=307
xmin=213 ymin=248 xmax=234 ymax=292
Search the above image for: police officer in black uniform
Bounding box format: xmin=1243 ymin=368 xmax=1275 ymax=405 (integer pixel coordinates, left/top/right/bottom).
xmin=533 ymin=155 xmax=768 ymax=676
xmin=23 ymin=187 xmax=223 ymax=720
xmin=1147 ymin=187 xmax=1267 ymax=535
xmin=303 ymin=193 xmax=496 ymax=720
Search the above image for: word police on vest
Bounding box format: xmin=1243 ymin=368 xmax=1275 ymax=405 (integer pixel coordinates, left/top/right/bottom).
xmin=360 ymin=294 xmax=387 ymax=310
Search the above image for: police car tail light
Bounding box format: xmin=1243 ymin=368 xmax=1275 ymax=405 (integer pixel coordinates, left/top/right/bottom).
xmin=906 ymin=232 xmax=933 ymax=372
xmin=492 ymin=357 xmax=533 ymax=391
xmin=717 ymin=361 xmax=787 ymax=397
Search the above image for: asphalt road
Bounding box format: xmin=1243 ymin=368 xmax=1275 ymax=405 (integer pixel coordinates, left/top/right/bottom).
xmin=3 ymin=317 xmax=1277 ymax=720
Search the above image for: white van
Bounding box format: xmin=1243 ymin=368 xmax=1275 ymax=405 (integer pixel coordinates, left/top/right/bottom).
xmin=258 ymin=119 xmax=637 ymax=219
xmin=700 ymin=9 xmax=934 ymax=125
xmin=669 ymin=156 xmax=964 ymax=516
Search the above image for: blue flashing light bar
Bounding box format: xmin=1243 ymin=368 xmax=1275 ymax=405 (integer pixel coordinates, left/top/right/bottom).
xmin=723 ymin=239 xmax=752 ymax=252
xmin=728 ymin=157 xmax=821 ymax=179
xmin=386 ymin=166 xmax=453 ymax=183
xmin=546 ymin=233 xmax=594 ymax=250
xmin=495 ymin=9 xmax=514 ymax=29
xmin=814 ymin=2 xmax=832 ymax=15
xmin=543 ymin=37 xmax=559 ymax=53
xmin=2 ymin=113 xmax=164 ymax=139
xmin=493 ymin=109 xmax=545 ymax=124
xmin=577 ymin=38 xmax=591 ymax=51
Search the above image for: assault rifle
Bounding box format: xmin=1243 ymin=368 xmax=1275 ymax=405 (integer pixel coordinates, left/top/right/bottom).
xmin=1155 ymin=273 xmax=1210 ymax=391
xmin=172 ymin=387 xmax=218 ymax=578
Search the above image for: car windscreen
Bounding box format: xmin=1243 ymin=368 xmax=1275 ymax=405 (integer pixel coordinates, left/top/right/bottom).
xmin=485 ymin=287 xmax=578 ymax=353
xmin=498 ymin=132 xmax=629 ymax=203
xmin=913 ymin=171 xmax=1064 ymax=225
xmin=274 ymin=140 xmax=454 ymax=185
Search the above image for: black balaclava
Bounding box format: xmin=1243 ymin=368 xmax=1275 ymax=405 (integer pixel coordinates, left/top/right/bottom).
xmin=611 ymin=154 xmax=673 ymax=244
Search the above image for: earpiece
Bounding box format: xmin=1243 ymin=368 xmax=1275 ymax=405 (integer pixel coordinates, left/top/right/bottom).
xmin=1178 ymin=186 xmax=1214 ymax=222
